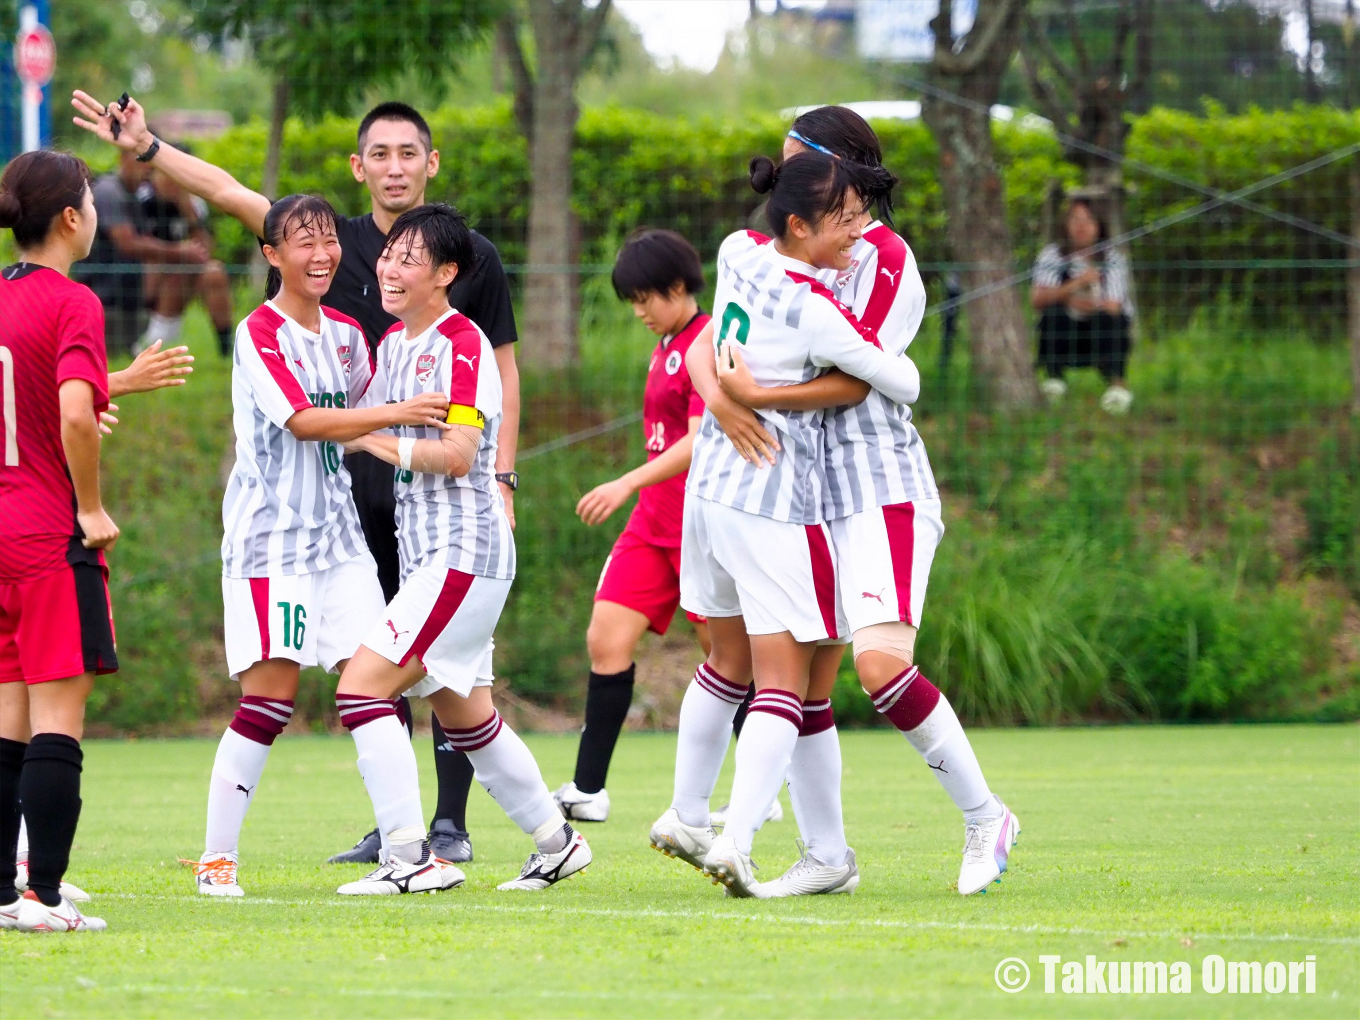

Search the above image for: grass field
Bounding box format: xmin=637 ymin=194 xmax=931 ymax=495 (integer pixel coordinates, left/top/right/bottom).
xmin=2 ymin=726 xmax=1357 ymax=1018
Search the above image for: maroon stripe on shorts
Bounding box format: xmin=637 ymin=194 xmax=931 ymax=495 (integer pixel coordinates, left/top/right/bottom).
xmin=249 ymin=577 xmax=271 ymax=659
xmin=402 ymin=569 xmax=475 ymax=668
xmin=881 ymin=502 xmax=917 ymax=624
xmin=798 ymin=698 xmax=835 ymax=736
xmin=748 ymin=689 xmax=803 ymax=729
xmin=442 ymin=711 xmax=503 ymax=751
xmin=805 ymin=524 xmax=839 ymax=640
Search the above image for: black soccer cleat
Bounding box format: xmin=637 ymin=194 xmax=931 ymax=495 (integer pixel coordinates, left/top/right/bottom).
xmin=428 ymin=818 xmax=473 ymax=863
xmin=327 ymin=827 xmax=382 ymax=865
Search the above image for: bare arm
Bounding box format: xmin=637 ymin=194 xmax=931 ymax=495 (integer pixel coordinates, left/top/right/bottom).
xmin=348 ymin=425 xmax=483 ymax=478
xmin=493 ymin=344 xmax=520 ymax=527
xmin=684 ymin=323 xmax=779 ymax=466
xmin=106 ymin=222 xmax=208 ymax=266
xmin=59 ymin=380 xmax=119 ymax=549
xmin=72 ymin=91 xmax=271 ymax=237
xmin=717 ymin=358 xmax=870 ymax=411
xmin=108 ymin=340 xmax=194 ymax=398
xmin=577 ymin=415 xmax=700 ymax=527
xmin=286 ymin=392 xmax=452 ymax=443
xmin=1031 ymin=268 xmax=1101 ymax=310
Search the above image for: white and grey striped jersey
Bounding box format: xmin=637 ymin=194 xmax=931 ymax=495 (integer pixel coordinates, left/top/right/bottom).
xmin=1032 ymin=243 xmax=1132 ymax=317
xmin=820 ymin=223 xmax=938 ymax=520
xmin=367 ymin=309 xmax=514 ymax=582
xmin=686 ymin=230 xmax=923 ymax=525
xmin=221 ymin=302 xmax=373 ymax=578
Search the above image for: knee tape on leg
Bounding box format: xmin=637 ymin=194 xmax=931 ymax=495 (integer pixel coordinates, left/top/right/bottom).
xmin=851 ymin=622 xmax=918 ymax=665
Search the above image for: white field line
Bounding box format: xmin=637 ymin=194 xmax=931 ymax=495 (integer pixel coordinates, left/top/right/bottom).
xmin=97 ymin=893 xmax=1360 ymax=946
xmin=84 ymin=984 xmax=771 ymax=1002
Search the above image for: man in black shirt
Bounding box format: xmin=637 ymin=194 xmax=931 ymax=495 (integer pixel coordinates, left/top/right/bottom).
xmin=73 ymin=91 xmax=520 ymax=866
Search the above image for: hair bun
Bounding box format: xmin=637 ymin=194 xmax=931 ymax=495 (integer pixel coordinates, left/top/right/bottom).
xmin=748 ymin=155 xmax=777 ymax=195
xmin=0 ymin=191 xmax=20 ymax=229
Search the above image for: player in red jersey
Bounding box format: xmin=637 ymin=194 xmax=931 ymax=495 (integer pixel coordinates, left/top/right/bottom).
xmin=0 ymin=151 xmax=119 ymax=933
xmin=551 ymin=231 xmax=712 ymax=823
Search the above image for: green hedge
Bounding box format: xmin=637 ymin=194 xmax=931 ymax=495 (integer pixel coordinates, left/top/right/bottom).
xmin=173 ymin=102 xmax=1360 ymax=324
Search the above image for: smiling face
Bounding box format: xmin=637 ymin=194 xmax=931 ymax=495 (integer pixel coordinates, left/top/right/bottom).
xmin=788 ymin=187 xmax=864 ymax=272
xmin=351 ymin=118 xmax=439 ymax=217
xmin=377 ymin=231 xmax=458 ymax=324
xmin=263 ymin=214 xmax=341 ymax=303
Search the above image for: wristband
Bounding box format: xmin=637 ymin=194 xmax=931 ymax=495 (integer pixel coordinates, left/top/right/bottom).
xmin=135 ymin=136 xmax=161 ymax=163
xmin=398 ymin=437 xmax=415 ymax=472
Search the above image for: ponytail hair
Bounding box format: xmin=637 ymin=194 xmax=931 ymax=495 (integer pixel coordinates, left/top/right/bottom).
xmin=788 ymin=105 xmax=896 ymax=226
xmin=749 ymin=151 xmax=898 ymax=242
xmin=0 ymin=150 xmax=93 ymax=249
xmin=260 ymin=194 xmax=338 ymax=300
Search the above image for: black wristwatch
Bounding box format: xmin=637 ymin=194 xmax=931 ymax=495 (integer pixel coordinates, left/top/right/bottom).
xmin=135 ymin=136 xmax=161 ymax=163
xmin=495 ymin=471 xmax=519 ymax=491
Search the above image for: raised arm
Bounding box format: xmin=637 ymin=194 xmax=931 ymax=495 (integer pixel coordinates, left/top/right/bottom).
xmin=72 ymin=91 xmax=270 ymax=237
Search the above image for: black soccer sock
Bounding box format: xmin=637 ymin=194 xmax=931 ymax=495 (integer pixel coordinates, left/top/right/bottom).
xmin=572 ymin=665 xmax=636 ymax=795
xmin=216 ymin=324 xmax=234 ymax=357
xmin=431 ymin=720 xmax=474 ymax=832
xmin=395 ymin=695 xmax=414 ymax=739
xmin=731 ymin=683 xmax=756 ymax=738
xmin=0 ymin=737 xmax=26 ymax=903
xmin=19 ymin=734 xmax=83 ymax=908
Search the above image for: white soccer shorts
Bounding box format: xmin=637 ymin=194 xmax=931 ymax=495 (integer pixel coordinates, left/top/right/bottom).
xmin=679 ymin=493 xmax=842 ymax=643
xmin=222 ymin=553 xmax=385 ymax=679
xmin=830 ymin=497 xmax=944 ymax=635
xmin=363 ymin=563 xmax=512 ymax=699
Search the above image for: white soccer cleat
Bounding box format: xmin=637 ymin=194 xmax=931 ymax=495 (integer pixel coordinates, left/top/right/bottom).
xmin=0 ymin=896 xmax=24 ymax=929
xmin=338 ymin=855 xmax=448 ymax=896
xmin=649 ymin=808 xmax=716 ymax=872
xmin=958 ymin=804 xmax=1020 ymax=896
xmin=710 ymin=796 xmax=783 ymax=830
xmin=434 ymin=858 xmax=467 ymax=891
xmin=497 ymin=829 xmax=591 ymax=891
xmin=14 ymin=891 xmax=107 ymax=932
xmin=552 ymin=781 xmax=611 ymax=822
xmin=1040 ymin=377 xmax=1068 ymax=402
xmin=15 ymin=859 xmax=92 ymax=903
xmin=761 ymin=843 xmax=859 ymax=897
xmin=184 ymin=853 xmax=245 ymax=897
xmin=1100 ymin=384 xmax=1133 ymax=415
xmin=702 ymin=834 xmax=767 ymax=898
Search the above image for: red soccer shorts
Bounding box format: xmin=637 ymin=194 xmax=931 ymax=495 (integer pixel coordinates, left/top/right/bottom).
xmin=595 ymin=526 xmax=705 ymax=635
xmin=0 ymin=564 xmax=118 ymax=684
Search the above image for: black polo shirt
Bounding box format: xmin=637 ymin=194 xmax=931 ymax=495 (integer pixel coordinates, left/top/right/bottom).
xmin=327 ymin=213 xmax=517 ymax=350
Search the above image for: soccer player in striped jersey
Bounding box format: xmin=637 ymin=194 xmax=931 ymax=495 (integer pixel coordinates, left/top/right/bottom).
xmin=650 ymin=151 xmax=922 ymax=897
xmin=334 ymin=204 xmax=588 ymax=894
xmin=550 ymin=230 xmax=713 ymax=824
xmin=189 ymin=196 xmax=455 ymax=897
xmin=703 ymin=108 xmax=1018 ymax=897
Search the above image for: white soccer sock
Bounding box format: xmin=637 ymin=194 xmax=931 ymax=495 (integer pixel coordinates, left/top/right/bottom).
xmin=452 ymin=714 xmax=558 ymax=835
xmin=351 ymin=715 xmax=426 ymax=854
xmin=787 ymin=726 xmax=848 ymax=868
xmin=671 ymin=665 xmax=746 ymax=827
xmin=724 ymin=691 xmax=803 ymax=855
xmin=902 ymin=696 xmax=1000 ymax=821
xmin=204 ymin=727 xmax=272 ymax=856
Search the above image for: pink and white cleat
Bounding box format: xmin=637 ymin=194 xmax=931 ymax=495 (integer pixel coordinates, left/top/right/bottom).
xmin=14 ymin=891 xmax=107 ymax=931
xmin=958 ymin=803 xmax=1020 ymax=895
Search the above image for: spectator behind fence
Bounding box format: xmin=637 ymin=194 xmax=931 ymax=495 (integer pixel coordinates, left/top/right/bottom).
xmin=82 ymin=148 xmax=212 ymax=357
xmin=138 ymin=153 xmax=235 ymax=357
xmin=1030 ymin=199 xmax=1133 ymax=415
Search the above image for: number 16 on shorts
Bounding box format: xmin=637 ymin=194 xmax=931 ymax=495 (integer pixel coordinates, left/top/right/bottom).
xmin=222 ymin=575 xmax=318 ymax=679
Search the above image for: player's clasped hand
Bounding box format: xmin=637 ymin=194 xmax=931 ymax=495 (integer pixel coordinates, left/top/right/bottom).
xmin=577 ymin=478 xmax=633 ymax=526
xmin=713 ymin=340 xmax=779 ymax=467
xmin=77 ymin=508 xmax=120 ymax=550
xmin=391 ymin=391 xmax=454 ymax=430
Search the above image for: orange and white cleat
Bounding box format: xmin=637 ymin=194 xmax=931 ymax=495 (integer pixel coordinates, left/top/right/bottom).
xmin=182 ymin=853 xmax=245 ymax=897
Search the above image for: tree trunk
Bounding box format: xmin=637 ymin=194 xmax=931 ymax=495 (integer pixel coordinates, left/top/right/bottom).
xmin=924 ymin=3 xmax=1036 ymax=409
xmin=1350 ymin=153 xmax=1360 ymax=417
xmin=262 ymin=76 xmax=289 ymax=202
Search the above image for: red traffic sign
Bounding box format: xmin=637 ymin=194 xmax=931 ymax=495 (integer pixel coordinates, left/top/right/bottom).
xmin=15 ymin=24 xmax=56 ymax=87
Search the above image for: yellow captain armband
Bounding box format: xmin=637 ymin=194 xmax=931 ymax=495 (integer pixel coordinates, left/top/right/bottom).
xmin=446 ymin=404 xmax=486 ymax=428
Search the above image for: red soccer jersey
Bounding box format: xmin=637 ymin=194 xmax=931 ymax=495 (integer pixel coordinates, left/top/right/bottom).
xmin=626 ymin=311 xmax=710 ymax=548
xmin=0 ymin=264 xmax=111 ymax=583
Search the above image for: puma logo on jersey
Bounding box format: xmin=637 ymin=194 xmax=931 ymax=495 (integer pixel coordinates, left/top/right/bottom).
xmin=880 ymin=267 xmax=900 ymax=285
xmin=386 ymin=620 xmax=409 ymax=643
xmin=861 ymin=588 xmax=885 ymax=604
xmin=259 ymin=347 xmax=280 ymax=357
xmin=454 ymin=353 xmax=478 ymax=371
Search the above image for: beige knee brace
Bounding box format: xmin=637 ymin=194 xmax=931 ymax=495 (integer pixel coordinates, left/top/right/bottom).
xmin=851 ymin=621 xmax=918 ymax=665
